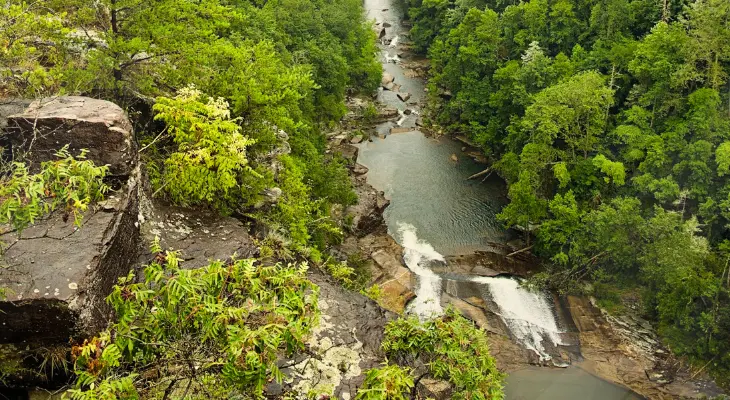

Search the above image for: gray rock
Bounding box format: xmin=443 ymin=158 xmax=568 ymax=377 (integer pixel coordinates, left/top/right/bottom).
xmin=383 ymin=82 xmax=395 ymax=91
xmin=262 ymin=187 xmax=283 ymax=203
xmin=417 ymin=378 xmax=453 ymax=400
xmin=0 ymin=169 xmax=140 ymax=388
xmin=5 ymin=96 xmax=135 ymax=176
xmin=381 ymin=72 xmax=395 ymax=86
xmin=349 ymin=135 xmax=363 ymax=144
xmin=138 ymin=193 xmax=257 ymax=270
xmin=403 ymin=109 xmax=412 ymax=115
xmin=379 ymin=27 xmax=386 ymax=39
xmin=336 ymin=144 xmax=359 ymax=164
xmin=397 ymin=92 xmax=411 ymax=102
xmin=351 ymin=163 xmax=369 ymax=176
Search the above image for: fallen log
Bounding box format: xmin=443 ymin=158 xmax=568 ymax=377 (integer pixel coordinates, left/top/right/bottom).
xmin=467 ymin=167 xmax=491 ymax=180
xmin=506 ymin=245 xmax=534 ymax=258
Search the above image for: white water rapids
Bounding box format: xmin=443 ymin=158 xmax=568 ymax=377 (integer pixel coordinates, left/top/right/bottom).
xmin=472 ymin=276 xmax=565 ymax=360
xmin=398 ymin=223 xmax=445 ymax=318
xmin=398 ymin=223 xmax=564 ymax=359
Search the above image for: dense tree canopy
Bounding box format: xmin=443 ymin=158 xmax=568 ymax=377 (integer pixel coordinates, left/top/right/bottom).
xmin=406 ymin=0 xmax=730 ymax=383
xmin=1 ymin=0 xmax=381 ymax=260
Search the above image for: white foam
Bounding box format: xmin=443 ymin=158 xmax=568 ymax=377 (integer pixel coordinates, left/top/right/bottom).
xmin=398 ymin=223 xmax=444 ymax=318
xmin=396 ymin=109 xmax=406 ymax=126
xmin=390 ymin=35 xmax=399 ymax=48
xmin=472 ymin=276 xmax=564 ymax=360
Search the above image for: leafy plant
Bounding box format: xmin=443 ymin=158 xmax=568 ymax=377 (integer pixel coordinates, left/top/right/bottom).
xmin=0 ymin=146 xmax=109 ymax=232
xmin=152 ymin=86 xmax=262 ymax=214
xmin=355 ymin=364 xmax=413 ymax=400
xmin=382 ymin=309 xmax=504 ymax=400
xmin=64 ymin=246 xmax=319 ymax=399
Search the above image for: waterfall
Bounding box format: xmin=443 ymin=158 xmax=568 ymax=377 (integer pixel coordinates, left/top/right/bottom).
xmin=398 ymin=223 xmax=444 ymax=318
xmin=472 ymin=276 xmax=564 ymax=361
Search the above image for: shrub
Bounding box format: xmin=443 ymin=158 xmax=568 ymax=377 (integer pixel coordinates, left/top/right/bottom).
xmin=0 ymin=146 xmax=108 ymax=232
xmin=64 ymin=244 xmax=319 ymax=399
xmin=152 ymin=86 xmax=263 ymax=214
xmin=382 ymin=309 xmax=504 ymax=400
xmin=355 ymin=364 xmax=413 ymax=400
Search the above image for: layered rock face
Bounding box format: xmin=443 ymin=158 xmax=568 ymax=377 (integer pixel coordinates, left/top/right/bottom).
xmin=5 ymin=96 xmax=136 ymax=175
xmin=0 ymin=97 xmax=139 ymax=387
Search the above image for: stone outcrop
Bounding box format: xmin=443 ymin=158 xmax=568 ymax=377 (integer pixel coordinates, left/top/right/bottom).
xmin=5 ymin=96 xmax=136 ymax=175
xmin=137 ymin=192 xmax=258 ymax=269
xmin=0 ymin=97 xmax=140 ymax=387
xmin=567 ymin=296 xmax=725 ymax=399
xmin=346 ymin=177 xmax=390 ymax=236
xmin=275 ymin=269 xmax=394 ymax=399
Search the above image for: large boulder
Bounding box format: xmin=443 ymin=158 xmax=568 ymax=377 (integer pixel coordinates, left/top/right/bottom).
xmin=346 ymin=178 xmax=390 ymax=236
xmin=0 ymin=173 xmax=139 ymax=340
xmin=5 ymin=96 xmax=135 ymax=176
xmin=0 ymin=96 xmax=140 ymax=388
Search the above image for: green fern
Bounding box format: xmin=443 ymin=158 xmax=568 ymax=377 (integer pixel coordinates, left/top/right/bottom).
xmin=0 ymin=145 xmax=108 ymax=232
xmin=64 ymin=250 xmax=319 ymax=399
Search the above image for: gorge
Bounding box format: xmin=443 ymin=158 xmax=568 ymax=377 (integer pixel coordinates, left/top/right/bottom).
xmin=357 ymin=0 xmax=724 ymax=398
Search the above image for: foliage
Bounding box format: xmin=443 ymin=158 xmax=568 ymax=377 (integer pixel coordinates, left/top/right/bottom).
xmin=403 ymin=0 xmax=730 ymax=382
xmin=0 ymin=146 xmax=109 ymax=232
xmin=355 ymin=364 xmax=414 ymax=400
xmin=382 ymin=309 xmax=504 ymax=399
xmin=152 ymin=86 xmax=261 ymax=214
xmin=65 ymin=247 xmax=319 ymax=399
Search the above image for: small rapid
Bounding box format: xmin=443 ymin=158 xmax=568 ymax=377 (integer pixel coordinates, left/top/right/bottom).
xmin=472 ymin=276 xmax=565 ymax=361
xmin=399 ymin=223 xmax=445 ymax=318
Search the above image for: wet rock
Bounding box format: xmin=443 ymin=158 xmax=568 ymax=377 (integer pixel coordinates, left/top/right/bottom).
xmin=0 ymin=168 xmax=140 ymax=386
xmin=383 ymin=82 xmax=395 ymax=91
xmin=397 ymin=92 xmax=411 ymax=102
xmin=441 ymin=293 xmax=492 ymax=332
xmin=350 ymin=135 xmax=363 ymax=144
xmin=416 ymin=117 xmax=424 ymax=126
xmin=417 ymin=378 xmax=452 ymax=400
xmin=381 ymin=72 xmax=395 ymax=86
xmin=379 ymin=27 xmax=386 ymax=39
xmin=450 ymin=154 xmax=458 ymax=162
xmin=390 ymin=127 xmax=414 ymax=134
xmin=5 ymin=96 xmax=135 ymax=176
xmin=403 ymin=109 xmax=412 ymax=115
xmin=345 ymin=180 xmax=389 ymax=236
xmin=379 ymin=107 xmax=399 ymax=119
xmin=350 ymin=163 xmax=369 ymax=176
xmin=138 ymin=193 xmax=257 ymax=270
xmin=336 ymin=144 xmax=359 ymax=164
xmin=382 ymin=22 xmax=392 ymax=27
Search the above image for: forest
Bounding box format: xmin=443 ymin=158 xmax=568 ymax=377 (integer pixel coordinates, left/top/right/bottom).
xmin=405 ymin=0 xmax=730 ymax=385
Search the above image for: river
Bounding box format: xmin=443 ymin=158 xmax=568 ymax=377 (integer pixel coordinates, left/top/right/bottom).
xmin=359 ymin=0 xmax=644 ymax=398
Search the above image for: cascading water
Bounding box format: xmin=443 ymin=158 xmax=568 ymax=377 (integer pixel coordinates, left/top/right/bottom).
xmin=472 ymin=276 xmax=564 ymax=361
xmin=398 ymin=223 xmax=444 ymax=318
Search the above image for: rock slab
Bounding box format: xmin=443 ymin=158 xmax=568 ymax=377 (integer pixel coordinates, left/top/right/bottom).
xmin=6 ymin=96 xmax=135 ymax=175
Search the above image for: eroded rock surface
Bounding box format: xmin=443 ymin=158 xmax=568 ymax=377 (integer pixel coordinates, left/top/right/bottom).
xmin=5 ymin=96 xmax=135 ymax=175
xmin=568 ymin=296 xmax=725 ymax=399
xmin=275 ymin=269 xmax=394 ymax=399
xmin=137 ymin=192 xmax=257 ymax=268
